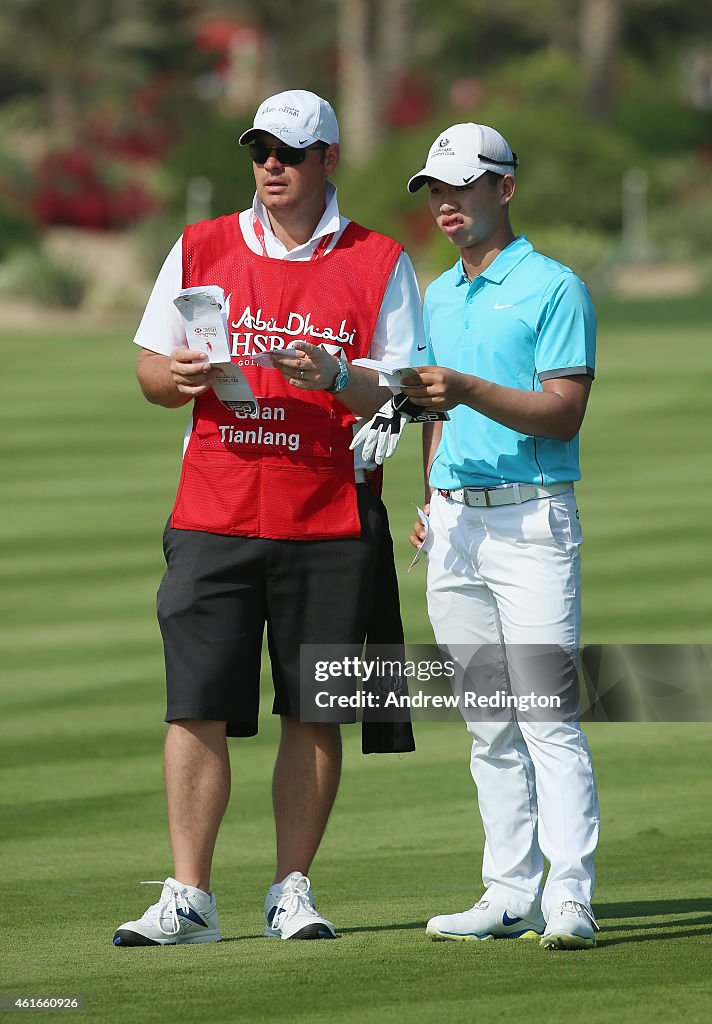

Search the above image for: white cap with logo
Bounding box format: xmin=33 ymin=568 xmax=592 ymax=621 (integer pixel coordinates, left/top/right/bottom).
xmin=407 ymin=122 xmax=518 ymax=193
xmin=239 ymin=89 xmax=339 ymax=149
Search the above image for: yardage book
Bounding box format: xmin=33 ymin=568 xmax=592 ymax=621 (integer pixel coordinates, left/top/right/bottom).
xmin=352 ymin=357 xmax=420 ymax=392
xmin=173 ymin=286 xmax=259 ymax=416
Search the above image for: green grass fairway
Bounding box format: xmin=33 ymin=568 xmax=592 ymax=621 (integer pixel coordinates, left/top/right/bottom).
xmin=2 ymin=294 xmax=712 ymax=1023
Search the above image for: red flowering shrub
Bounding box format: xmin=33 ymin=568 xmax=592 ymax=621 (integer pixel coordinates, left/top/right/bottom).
xmin=32 ymin=148 xmax=157 ymax=230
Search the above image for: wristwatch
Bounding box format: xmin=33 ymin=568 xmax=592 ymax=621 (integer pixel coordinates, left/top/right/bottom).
xmin=326 ymin=356 xmax=349 ymax=394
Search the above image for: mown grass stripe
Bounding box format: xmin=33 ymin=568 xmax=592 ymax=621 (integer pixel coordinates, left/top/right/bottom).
xmin=3 ymin=297 xmax=712 ymax=1022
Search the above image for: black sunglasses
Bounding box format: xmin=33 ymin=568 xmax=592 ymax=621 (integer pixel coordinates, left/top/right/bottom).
xmin=248 ymin=142 xmax=327 ymax=166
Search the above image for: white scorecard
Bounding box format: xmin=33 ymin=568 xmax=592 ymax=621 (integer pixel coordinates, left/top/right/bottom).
xmin=352 ymin=357 xmax=419 ymax=392
xmin=174 ymin=286 xmax=259 ymax=416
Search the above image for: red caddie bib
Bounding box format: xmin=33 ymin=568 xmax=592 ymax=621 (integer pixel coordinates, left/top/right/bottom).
xmin=170 ymin=214 xmax=402 ymax=540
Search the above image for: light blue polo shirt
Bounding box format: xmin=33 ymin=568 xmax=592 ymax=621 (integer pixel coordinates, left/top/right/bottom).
xmin=424 ymin=235 xmax=596 ymax=489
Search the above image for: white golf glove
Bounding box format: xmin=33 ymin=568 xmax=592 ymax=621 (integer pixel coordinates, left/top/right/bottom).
xmin=350 ymin=393 xmax=449 ymax=465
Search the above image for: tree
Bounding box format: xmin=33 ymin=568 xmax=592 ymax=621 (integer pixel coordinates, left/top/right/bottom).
xmin=0 ymin=0 xmax=194 ymax=144
xmin=337 ymin=0 xmax=408 ymax=166
xmin=213 ymin=0 xmax=334 ymax=98
xmin=580 ymin=0 xmax=622 ymax=122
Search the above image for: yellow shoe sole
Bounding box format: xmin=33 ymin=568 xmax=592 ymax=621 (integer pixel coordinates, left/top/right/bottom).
xmin=427 ymin=928 xmax=543 ymax=942
xmin=540 ymin=933 xmax=596 ymax=950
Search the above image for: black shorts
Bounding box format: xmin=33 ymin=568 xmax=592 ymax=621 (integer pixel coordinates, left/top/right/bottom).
xmin=157 ymin=484 xmax=386 ymax=736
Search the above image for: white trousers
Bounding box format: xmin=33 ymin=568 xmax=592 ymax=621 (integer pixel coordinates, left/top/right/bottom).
xmin=426 ymin=489 xmax=599 ymax=919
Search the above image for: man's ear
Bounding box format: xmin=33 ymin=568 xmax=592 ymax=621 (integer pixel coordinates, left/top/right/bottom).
xmin=324 ymin=143 xmax=340 ymax=176
xmin=500 ymin=173 xmax=516 ymax=206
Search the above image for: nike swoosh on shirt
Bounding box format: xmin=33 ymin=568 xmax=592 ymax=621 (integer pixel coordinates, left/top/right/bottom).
xmin=417 ymin=344 xmax=427 ymax=352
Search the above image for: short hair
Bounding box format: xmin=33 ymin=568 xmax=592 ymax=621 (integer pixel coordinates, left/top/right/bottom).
xmin=482 ymin=171 xmax=502 ymax=187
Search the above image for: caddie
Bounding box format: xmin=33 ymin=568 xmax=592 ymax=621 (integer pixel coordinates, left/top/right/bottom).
xmin=113 ymin=89 xmax=423 ymax=947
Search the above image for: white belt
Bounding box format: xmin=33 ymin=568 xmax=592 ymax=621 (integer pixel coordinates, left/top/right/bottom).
xmin=439 ymin=482 xmax=573 ymax=508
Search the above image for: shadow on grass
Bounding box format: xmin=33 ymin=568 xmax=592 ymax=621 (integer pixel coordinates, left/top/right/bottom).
xmin=333 ymin=922 xmax=426 ymax=935
xmin=221 ymin=902 xmax=712 ymax=945
xmin=219 ymin=922 xmax=426 ymax=942
xmin=595 ymin=898 xmax=712 ymax=946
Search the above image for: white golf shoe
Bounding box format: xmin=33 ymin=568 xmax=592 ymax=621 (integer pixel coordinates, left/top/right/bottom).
xmin=540 ymin=900 xmax=598 ymax=949
xmin=426 ymin=897 xmax=545 ymax=941
xmin=264 ymin=871 xmax=337 ymax=940
xmin=113 ymin=878 xmax=221 ymax=946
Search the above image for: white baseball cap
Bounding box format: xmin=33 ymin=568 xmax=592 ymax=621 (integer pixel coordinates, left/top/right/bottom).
xmin=238 ymin=89 xmax=339 ymax=148
xmin=407 ymin=122 xmax=518 ymax=193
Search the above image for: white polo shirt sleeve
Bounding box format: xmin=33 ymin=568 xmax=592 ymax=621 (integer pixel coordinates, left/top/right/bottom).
xmin=132 ymin=238 xmax=185 ymax=355
xmin=369 ymin=252 xmax=426 ymax=366
xmin=535 ymin=273 xmax=597 ymax=382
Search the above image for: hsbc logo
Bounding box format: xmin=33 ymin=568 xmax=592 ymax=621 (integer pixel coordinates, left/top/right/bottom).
xmin=229 ymin=305 xmax=355 ymax=360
